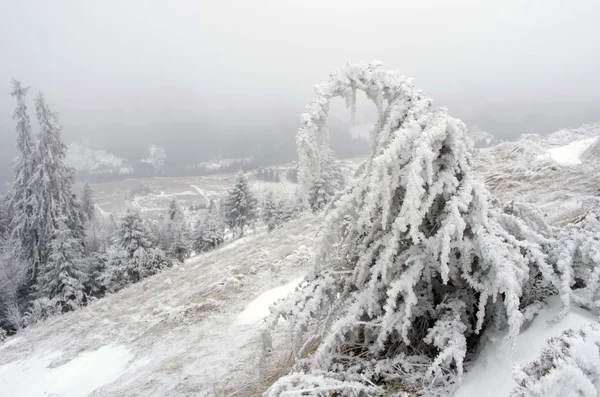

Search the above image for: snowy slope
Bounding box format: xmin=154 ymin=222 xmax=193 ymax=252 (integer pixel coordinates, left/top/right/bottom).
xmin=0 ymin=217 xmax=318 ymax=397
xmin=454 ymin=297 xmax=598 ymax=397
xmin=474 ymin=125 xmax=600 ymax=226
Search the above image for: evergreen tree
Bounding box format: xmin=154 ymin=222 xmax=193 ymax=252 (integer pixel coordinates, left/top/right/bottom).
xmin=193 ymin=206 xmax=225 ymax=252
xmin=0 ymin=195 xmax=10 ymax=238
xmin=80 ymin=182 xmax=95 ymax=221
xmin=112 ymin=210 xmax=170 ymax=285
xmin=7 ymin=79 xmax=37 ymax=283
xmin=26 ymin=92 xmax=84 ymax=292
xmin=222 ymin=172 xmax=258 ymax=236
xmin=38 ymin=217 xmax=86 ymax=311
xmin=307 ymin=145 xmax=343 ymax=212
xmin=262 ymin=191 xmax=283 ymax=231
xmin=164 ymin=198 xmax=192 ymax=262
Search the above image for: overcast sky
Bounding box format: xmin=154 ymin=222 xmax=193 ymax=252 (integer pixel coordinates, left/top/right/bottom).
xmin=1 ymin=0 xmax=599 ymax=174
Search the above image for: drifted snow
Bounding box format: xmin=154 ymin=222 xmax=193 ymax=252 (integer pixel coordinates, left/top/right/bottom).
xmin=238 ymin=277 xmax=304 ymax=325
xmin=543 ymin=138 xmax=597 ymax=165
xmin=0 ymin=345 xmax=139 ymax=397
xmin=454 ymin=296 xmax=598 ymax=397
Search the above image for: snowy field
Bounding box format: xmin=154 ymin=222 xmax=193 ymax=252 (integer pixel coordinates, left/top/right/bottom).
xmin=87 ymin=157 xmax=363 ymax=217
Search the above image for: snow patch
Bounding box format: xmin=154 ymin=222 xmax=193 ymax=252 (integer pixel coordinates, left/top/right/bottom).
xmin=454 ymin=296 xmax=597 ymax=397
xmin=0 ymin=336 xmax=24 ymax=351
xmin=0 ymin=345 xmax=140 ymax=397
xmin=542 ymin=138 xmax=597 ymax=165
xmin=238 ymin=277 xmax=304 ymax=325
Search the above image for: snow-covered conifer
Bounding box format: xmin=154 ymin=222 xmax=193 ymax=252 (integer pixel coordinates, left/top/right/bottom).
xmin=307 ymin=145 xmax=344 ymax=212
xmin=7 ymin=79 xmax=37 ymax=282
xmin=26 ymin=92 xmax=85 ymax=294
xmin=38 ymin=217 xmax=86 ymax=311
xmin=264 ymin=62 xmax=562 ymax=395
xmin=262 ymin=191 xmax=283 ymax=231
xmin=114 ymin=210 xmax=168 ymax=283
xmin=163 ymin=198 xmax=192 ymax=262
xmin=80 ymin=182 xmax=95 ymax=221
xmin=222 ymin=172 xmax=258 ymax=236
xmin=0 ymin=195 xmax=10 ymax=238
xmin=193 ymin=205 xmax=225 ymax=252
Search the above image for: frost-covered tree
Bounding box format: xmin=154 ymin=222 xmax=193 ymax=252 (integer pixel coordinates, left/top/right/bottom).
xmin=162 ymin=198 xmax=192 ymax=262
xmin=140 ymin=144 xmax=167 ymax=175
xmin=0 ymin=195 xmax=10 ymax=238
xmin=37 ymin=217 xmax=86 ymax=311
xmin=262 ymin=191 xmax=284 ymax=231
xmin=80 ymin=182 xmax=95 ymax=221
xmin=0 ymin=238 xmax=27 ymax=330
xmin=193 ymin=204 xmax=225 ymax=252
xmin=307 ymin=145 xmax=344 ymax=212
xmin=222 ymin=172 xmax=258 ymax=236
xmin=26 ymin=92 xmax=84 ymax=293
xmin=549 ymin=209 xmax=600 ymax=319
xmin=263 ymin=62 xmax=563 ymax=395
xmin=114 ymin=210 xmax=167 ymax=283
xmin=7 ymin=79 xmax=37 ymax=284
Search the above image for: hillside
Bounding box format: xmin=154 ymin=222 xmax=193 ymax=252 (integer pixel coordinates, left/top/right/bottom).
xmin=0 ymin=216 xmax=317 ymax=396
xmin=2 ymin=121 xmax=600 ymax=397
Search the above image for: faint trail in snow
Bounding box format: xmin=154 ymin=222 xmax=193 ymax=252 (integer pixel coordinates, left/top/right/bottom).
xmin=189 ymin=184 xmax=210 ymax=203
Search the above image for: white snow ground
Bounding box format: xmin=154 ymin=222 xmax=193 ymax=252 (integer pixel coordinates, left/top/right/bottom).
xmin=0 ymin=345 xmax=144 ymax=397
xmin=454 ymin=296 xmax=598 ymax=397
xmin=541 ymin=137 xmax=597 ymax=165
xmin=238 ymin=277 xmax=304 ymax=325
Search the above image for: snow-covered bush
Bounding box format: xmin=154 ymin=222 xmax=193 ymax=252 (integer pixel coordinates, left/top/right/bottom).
xmin=263 ymin=62 xmax=564 ymax=395
xmin=0 ymin=327 xmax=6 ymax=343
xmin=512 ymin=322 xmax=600 ymax=397
xmin=23 ymin=297 xmax=59 ymax=326
xmin=550 ymin=211 xmax=600 ymax=319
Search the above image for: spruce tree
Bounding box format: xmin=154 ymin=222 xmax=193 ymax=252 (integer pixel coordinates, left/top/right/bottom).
xmin=80 ymin=182 xmax=95 ymax=221
xmin=262 ymin=191 xmax=283 ymax=231
xmin=193 ymin=206 xmax=225 ymax=252
xmin=38 ymin=217 xmax=86 ymax=311
xmin=116 ymin=210 xmax=154 ymax=282
xmin=26 ymin=92 xmax=84 ymax=293
xmin=0 ymin=195 xmax=10 ymax=238
xmin=222 ymin=172 xmax=258 ymax=236
xmin=7 ymin=79 xmax=37 ymax=283
xmin=113 ymin=210 xmax=170 ymax=285
xmin=164 ymin=198 xmax=192 ymax=262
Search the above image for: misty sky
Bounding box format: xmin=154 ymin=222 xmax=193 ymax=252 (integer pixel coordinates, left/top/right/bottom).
xmin=1 ymin=0 xmax=600 ymax=182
